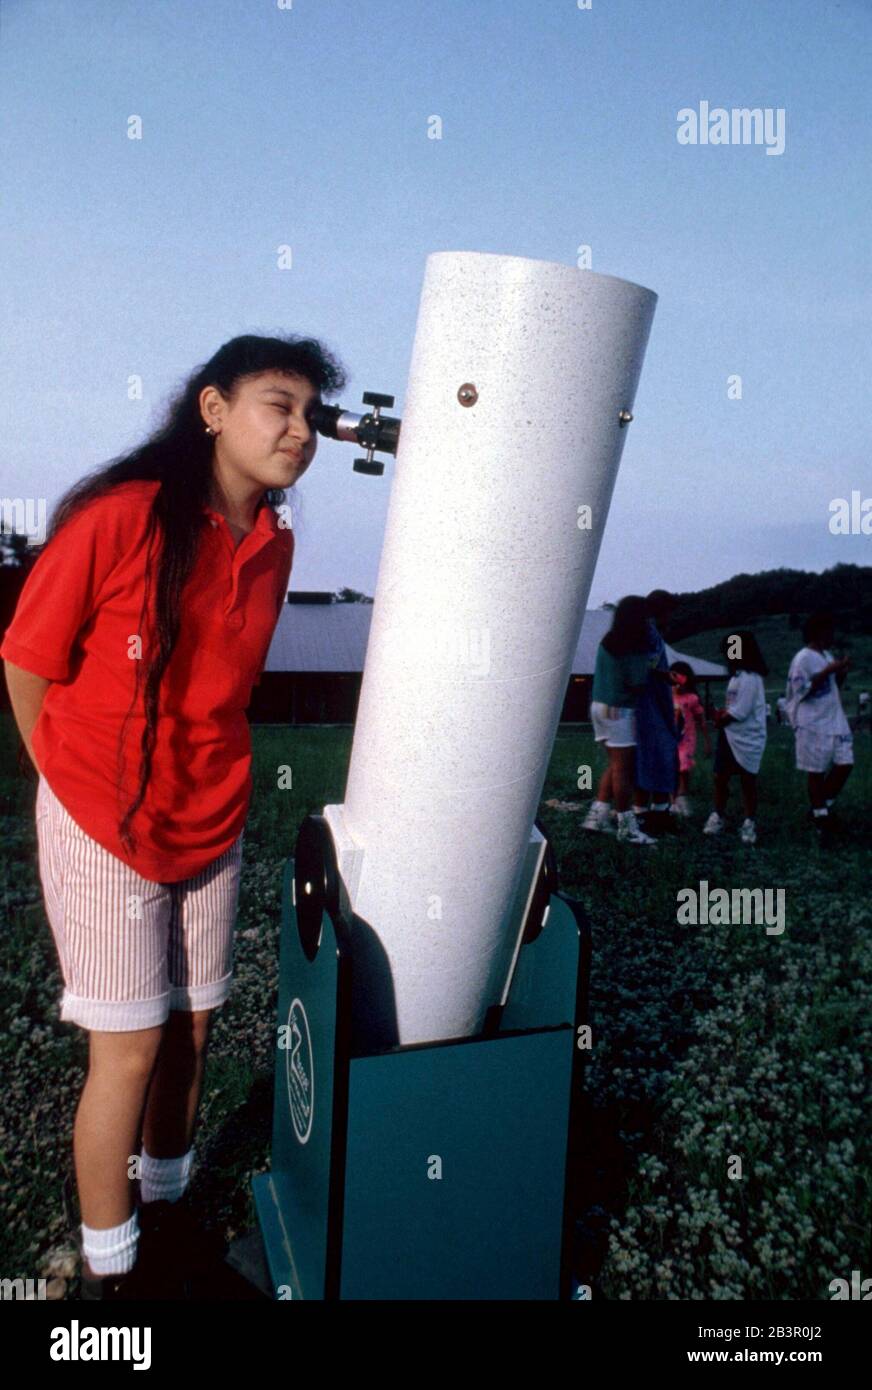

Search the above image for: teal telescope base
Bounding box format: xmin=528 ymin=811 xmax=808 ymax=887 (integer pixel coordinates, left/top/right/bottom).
xmin=253 ymin=823 xmax=590 ymax=1301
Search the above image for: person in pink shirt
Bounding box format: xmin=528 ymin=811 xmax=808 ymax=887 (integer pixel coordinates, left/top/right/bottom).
xmin=669 ymin=661 xmax=711 ymax=817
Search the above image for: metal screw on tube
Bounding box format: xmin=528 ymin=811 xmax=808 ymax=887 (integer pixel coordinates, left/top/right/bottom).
xmin=457 ymin=383 xmax=478 ymax=406
xmin=618 ymin=409 xmax=633 ymax=427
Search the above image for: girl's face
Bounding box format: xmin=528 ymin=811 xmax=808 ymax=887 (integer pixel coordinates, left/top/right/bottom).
xmin=203 ymin=371 xmax=321 ymax=491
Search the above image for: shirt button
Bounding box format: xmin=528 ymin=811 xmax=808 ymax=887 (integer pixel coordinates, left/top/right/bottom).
xmin=226 ymin=611 xmax=244 ymax=631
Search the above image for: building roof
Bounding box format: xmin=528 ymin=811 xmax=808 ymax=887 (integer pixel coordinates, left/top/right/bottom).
xmin=265 ymin=601 xmax=728 ymax=678
xmin=572 ymin=607 xmax=727 ymax=678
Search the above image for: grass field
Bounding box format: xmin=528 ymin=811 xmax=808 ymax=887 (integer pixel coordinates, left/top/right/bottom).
xmin=0 ymin=713 xmax=869 ymax=1299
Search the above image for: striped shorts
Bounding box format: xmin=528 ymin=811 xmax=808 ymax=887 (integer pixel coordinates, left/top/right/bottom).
xmin=35 ymin=775 xmax=244 ymax=1032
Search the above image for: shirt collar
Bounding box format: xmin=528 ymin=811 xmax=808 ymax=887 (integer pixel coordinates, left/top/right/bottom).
xmin=202 ymin=495 xmax=281 ymax=538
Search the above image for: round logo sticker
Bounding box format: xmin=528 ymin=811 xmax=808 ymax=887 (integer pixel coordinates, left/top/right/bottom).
xmin=285 ymin=997 xmax=314 ymax=1145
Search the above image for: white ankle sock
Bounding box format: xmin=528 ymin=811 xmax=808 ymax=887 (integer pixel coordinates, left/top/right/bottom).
xmin=81 ymin=1212 xmax=139 ymax=1276
xmin=139 ymin=1146 xmax=194 ymax=1204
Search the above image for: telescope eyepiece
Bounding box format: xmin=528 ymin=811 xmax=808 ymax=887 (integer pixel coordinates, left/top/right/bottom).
xmin=309 ymin=391 xmax=401 ymax=474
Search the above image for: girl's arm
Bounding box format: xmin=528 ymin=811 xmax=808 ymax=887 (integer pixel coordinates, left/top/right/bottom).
xmin=804 ymin=657 xmax=848 ymax=693
xmin=3 ymin=661 xmax=51 ymax=770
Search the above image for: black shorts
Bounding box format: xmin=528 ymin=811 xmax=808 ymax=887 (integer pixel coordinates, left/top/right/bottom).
xmin=714 ymin=728 xmax=743 ymax=776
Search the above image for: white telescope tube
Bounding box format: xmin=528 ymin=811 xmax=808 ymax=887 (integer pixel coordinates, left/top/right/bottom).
xmin=331 ymin=251 xmax=657 ymax=1050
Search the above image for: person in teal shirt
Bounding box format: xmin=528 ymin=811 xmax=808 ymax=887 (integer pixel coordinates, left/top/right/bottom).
xmin=592 ymin=641 xmax=649 ymax=708
xmin=585 ymin=596 xmax=657 ymax=845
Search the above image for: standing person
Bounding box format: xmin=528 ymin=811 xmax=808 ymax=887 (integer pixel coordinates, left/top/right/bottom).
xmin=1 ymin=333 xmax=347 ymax=1299
xmin=632 ymin=590 xmax=680 ymax=835
xmin=583 ymin=595 xmax=657 ymax=845
xmin=785 ymin=611 xmax=853 ymax=842
xmin=669 ymin=661 xmax=711 ymax=817
xmin=703 ymin=631 xmax=768 ymax=845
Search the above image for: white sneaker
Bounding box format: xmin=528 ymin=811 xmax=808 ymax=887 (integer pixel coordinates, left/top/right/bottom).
xmin=616 ymin=809 xmax=657 ymax=845
xmin=673 ymin=795 xmax=692 ymax=818
xmin=703 ymin=812 xmax=724 ymax=835
xmin=740 ymin=818 xmax=757 ymax=845
xmin=582 ymin=800 xmax=615 ymax=834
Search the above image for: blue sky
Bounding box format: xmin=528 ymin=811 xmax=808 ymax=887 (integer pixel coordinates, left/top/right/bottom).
xmin=1 ymin=0 xmax=869 ymax=604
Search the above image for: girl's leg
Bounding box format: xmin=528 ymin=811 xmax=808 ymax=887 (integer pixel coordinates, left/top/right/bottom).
xmin=139 ymin=833 xmax=243 ymax=1164
xmin=610 ymin=745 xmax=636 ymax=811
xmin=595 ymin=763 xmax=613 ymax=803
xmin=823 ymin=763 xmax=851 ymax=801
xmin=141 ymin=1008 xmax=214 ymax=1158
xmin=75 ymin=1026 xmax=164 ymax=1229
xmin=678 ymin=770 xmax=690 ymax=795
xmin=738 ymin=770 xmax=758 ymax=819
xmin=713 ymin=771 xmax=730 ymax=815
xmin=807 ymin=771 xmax=827 ymax=810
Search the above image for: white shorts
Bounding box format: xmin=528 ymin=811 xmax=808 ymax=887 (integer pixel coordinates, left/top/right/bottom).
xmin=590 ymin=701 xmax=636 ymax=748
xmin=35 ymin=775 xmax=244 ymax=1032
xmin=794 ymin=729 xmax=854 ymax=774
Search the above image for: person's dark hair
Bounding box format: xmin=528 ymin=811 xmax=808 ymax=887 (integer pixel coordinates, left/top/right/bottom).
xmin=645 ymin=589 xmax=675 ymax=624
xmin=803 ymin=609 xmax=835 ymax=646
xmin=669 ymin=659 xmax=697 ymax=694
xmin=720 ymin=629 xmax=769 ymax=677
xmin=44 ymin=333 xmax=348 ymax=855
xmin=602 ymin=595 xmax=649 ymax=658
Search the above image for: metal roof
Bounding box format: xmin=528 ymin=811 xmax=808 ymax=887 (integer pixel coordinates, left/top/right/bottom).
xmin=572 ymin=608 xmax=727 ymax=677
xmin=265 ymin=602 xmax=727 ymax=678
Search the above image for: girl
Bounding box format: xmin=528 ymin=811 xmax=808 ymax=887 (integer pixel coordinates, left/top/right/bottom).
xmin=669 ymin=660 xmax=711 ymax=817
xmin=1 ymin=333 xmax=347 ymax=1299
xmin=702 ymin=631 xmax=768 ymax=845
xmin=785 ymin=610 xmax=853 ymax=843
xmin=583 ymin=595 xmax=657 ymax=846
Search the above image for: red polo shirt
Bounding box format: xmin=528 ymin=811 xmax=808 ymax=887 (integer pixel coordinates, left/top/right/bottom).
xmin=0 ymin=479 xmax=293 ymax=882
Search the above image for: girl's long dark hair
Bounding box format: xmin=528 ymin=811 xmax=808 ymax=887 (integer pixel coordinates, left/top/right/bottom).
xmin=602 ymin=595 xmax=649 ymax=658
xmin=669 ymin=659 xmax=698 ymax=694
xmin=44 ymin=334 xmax=348 ymax=856
xmin=721 ymin=630 xmax=769 ymax=677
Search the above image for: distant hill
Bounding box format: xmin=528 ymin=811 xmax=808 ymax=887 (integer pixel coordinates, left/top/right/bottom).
xmin=665 ymin=563 xmax=871 ymax=642
xmin=662 ymin=564 xmax=872 ymax=698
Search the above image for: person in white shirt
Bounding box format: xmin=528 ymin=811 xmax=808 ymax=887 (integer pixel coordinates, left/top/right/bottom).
xmin=785 ymin=611 xmax=853 ymax=838
xmin=703 ymin=630 xmax=768 ymax=845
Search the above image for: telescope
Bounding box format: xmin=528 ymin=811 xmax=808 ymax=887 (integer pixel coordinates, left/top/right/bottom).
xmin=253 ymin=250 xmax=657 ymax=1299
